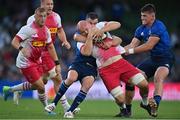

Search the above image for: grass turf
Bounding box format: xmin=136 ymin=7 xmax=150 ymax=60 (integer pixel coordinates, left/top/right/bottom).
xmin=0 ymin=98 xmax=180 ymax=119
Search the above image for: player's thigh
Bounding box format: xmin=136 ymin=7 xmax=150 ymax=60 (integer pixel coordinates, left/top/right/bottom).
xmin=66 ymin=70 xmax=78 ymax=83
xmin=81 ymin=76 xmax=95 ymax=92
xmin=21 ymin=65 xmax=43 ymax=84
xmin=99 ymin=68 xmax=120 ymax=93
xmin=154 ymin=66 xmax=169 ymax=82
xmin=42 ymin=53 xmax=55 ymax=73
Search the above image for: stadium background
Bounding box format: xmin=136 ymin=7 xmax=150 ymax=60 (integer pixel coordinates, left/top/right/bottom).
xmin=0 ymin=0 xmax=180 ymax=119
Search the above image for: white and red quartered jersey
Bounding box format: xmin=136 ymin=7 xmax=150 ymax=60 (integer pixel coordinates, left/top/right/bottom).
xmin=16 ymin=22 xmax=52 ymax=68
xmin=27 ymin=11 xmax=62 ymax=43
xmin=77 ymin=22 xmax=125 ymax=67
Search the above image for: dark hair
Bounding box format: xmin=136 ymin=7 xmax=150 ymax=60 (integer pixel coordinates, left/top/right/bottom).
xmin=86 ymin=12 xmax=98 ymax=20
xmin=141 ymin=3 xmax=156 ymax=13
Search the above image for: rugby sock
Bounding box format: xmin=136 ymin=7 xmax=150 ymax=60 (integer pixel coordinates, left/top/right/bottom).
xmin=154 ymin=95 xmax=161 ymax=107
xmin=67 ymin=90 xmax=87 ymax=112
xmin=38 ymin=93 xmax=48 ymax=106
xmin=60 ymin=95 xmax=70 ymax=111
xmin=53 ymin=82 xmax=69 ymax=106
xmin=142 ymin=97 xmax=148 ymax=106
xmin=126 ymin=104 xmax=132 ymax=113
xmin=10 ymin=82 xmax=33 ymax=92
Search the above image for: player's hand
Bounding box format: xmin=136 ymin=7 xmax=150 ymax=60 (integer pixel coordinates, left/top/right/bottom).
xmin=62 ymin=41 xmax=71 ymax=49
xmin=124 ymin=46 xmax=131 ymax=55
xmin=21 ymin=48 xmax=31 ymax=58
xmin=93 ymin=29 xmax=103 ymax=38
xmin=87 ymin=28 xmax=96 ymax=40
xmin=55 ymin=64 xmax=61 ymax=76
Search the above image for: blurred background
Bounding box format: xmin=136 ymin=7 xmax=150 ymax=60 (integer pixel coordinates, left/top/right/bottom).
xmin=0 ymin=0 xmax=180 ymax=99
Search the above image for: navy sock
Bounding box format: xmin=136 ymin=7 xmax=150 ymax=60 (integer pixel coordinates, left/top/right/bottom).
xmin=68 ymin=90 xmax=87 ymax=112
xmin=53 ymin=82 xmax=69 ymax=106
xmin=126 ymin=104 xmax=132 ymax=113
xmin=154 ymin=95 xmax=161 ymax=107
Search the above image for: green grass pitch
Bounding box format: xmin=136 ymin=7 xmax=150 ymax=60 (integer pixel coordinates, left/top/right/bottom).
xmin=0 ymin=98 xmax=180 ymax=119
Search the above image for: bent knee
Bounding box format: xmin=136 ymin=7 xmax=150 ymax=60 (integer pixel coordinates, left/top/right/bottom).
xmin=111 ymin=86 xmax=124 ymax=98
xmin=131 ymin=73 xmax=146 ymax=85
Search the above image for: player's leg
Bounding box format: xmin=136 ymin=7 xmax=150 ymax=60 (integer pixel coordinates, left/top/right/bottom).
xmin=45 ymin=70 xmax=78 ymax=112
xmin=151 ymin=66 xmax=169 ymax=116
xmin=42 ymin=54 xmax=71 ymax=112
xmin=32 ymin=77 xmax=48 ymax=107
xmin=124 ymin=84 xmax=135 ymax=116
xmin=45 ymin=66 xmax=70 ymax=112
xmin=128 ymin=70 xmax=157 ymax=117
xmin=64 ymin=76 xmax=94 ymax=118
xmin=98 ymin=63 xmax=127 ymax=117
xmin=111 ymin=86 xmax=128 ymax=117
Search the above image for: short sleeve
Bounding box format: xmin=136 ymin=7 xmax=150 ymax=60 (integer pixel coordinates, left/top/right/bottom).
xmin=27 ymin=15 xmax=35 ymax=25
xmin=46 ymin=28 xmax=52 ymax=44
xmin=16 ymin=26 xmax=31 ymax=40
xmin=134 ymin=26 xmax=143 ymax=41
xmin=56 ymin=13 xmax=62 ymax=28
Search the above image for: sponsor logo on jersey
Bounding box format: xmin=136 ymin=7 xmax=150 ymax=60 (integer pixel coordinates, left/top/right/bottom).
xmin=32 ymin=34 xmax=38 ymax=38
xmin=141 ymin=32 xmax=144 ymax=36
xmin=49 ymin=28 xmax=57 ymax=34
xmin=32 ymin=41 xmax=46 ymax=47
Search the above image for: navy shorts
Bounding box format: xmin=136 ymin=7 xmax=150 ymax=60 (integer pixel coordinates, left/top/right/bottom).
xmin=68 ymin=62 xmax=97 ymax=82
xmin=137 ymin=57 xmax=174 ymax=78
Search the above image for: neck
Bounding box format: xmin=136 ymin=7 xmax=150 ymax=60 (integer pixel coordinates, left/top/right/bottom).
xmin=147 ymin=19 xmax=155 ymax=27
xmin=34 ymin=21 xmax=43 ymax=28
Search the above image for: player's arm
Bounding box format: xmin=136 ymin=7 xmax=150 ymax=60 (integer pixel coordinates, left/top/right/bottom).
xmin=112 ymin=35 xmax=122 ymax=46
xmin=47 ymin=42 xmax=61 ymax=74
xmin=95 ymin=21 xmax=121 ymax=37
xmin=80 ymin=29 xmax=94 ymax=56
xmin=11 ymin=26 xmax=31 ymax=57
xmin=57 ymin=27 xmax=71 ymax=49
xmin=73 ymin=33 xmax=87 ymax=42
xmin=124 ymin=37 xmax=141 ymax=54
xmin=101 ymin=21 xmax=121 ymax=33
xmin=11 ymin=36 xmax=22 ymax=50
xmin=47 ymin=43 xmax=59 ymax=61
xmin=127 ymin=36 xmax=160 ymax=54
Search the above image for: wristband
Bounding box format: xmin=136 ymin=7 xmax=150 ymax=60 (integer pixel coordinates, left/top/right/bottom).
xmin=54 ymin=60 xmax=60 ymax=65
xmin=18 ymin=46 xmax=23 ymax=51
xmin=128 ymin=48 xmax=134 ymax=54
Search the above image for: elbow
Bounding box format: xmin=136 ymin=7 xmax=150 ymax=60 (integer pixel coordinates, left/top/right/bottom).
xmin=73 ymin=34 xmax=77 ymax=40
xmin=11 ymin=39 xmax=16 ymax=48
xmin=113 ymin=22 xmax=121 ymax=29
xmin=81 ymin=49 xmax=92 ymax=56
xmin=116 ymin=22 xmax=121 ymax=29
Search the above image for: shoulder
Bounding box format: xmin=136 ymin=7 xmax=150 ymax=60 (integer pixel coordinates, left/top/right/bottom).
xmin=52 ymin=11 xmax=61 ymax=19
xmin=152 ymin=20 xmax=166 ymax=31
xmin=135 ymin=25 xmax=144 ymax=34
xmin=19 ymin=24 xmax=33 ymax=33
xmin=27 ymin=15 xmax=35 ymax=24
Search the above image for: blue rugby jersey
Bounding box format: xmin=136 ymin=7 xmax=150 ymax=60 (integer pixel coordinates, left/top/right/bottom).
xmin=134 ymin=20 xmax=173 ymax=59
